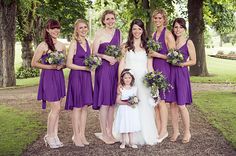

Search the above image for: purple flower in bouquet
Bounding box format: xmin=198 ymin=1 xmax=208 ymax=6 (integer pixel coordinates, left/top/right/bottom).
xmin=104 ymin=45 xmax=122 ymax=60
xmin=167 ymin=49 xmax=184 ymax=65
xmin=147 ymin=39 xmax=162 ymax=54
xmin=84 ymin=55 xmax=102 ymax=70
xmin=45 ymin=51 xmax=66 ymax=65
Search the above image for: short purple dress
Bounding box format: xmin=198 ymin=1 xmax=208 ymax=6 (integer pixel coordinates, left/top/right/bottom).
xmin=153 ymin=27 xmax=171 ymax=101
xmin=93 ymin=29 xmax=121 ymax=110
xmin=168 ymin=40 xmax=192 ymax=105
xmin=37 ymin=53 xmax=66 ymax=109
xmin=65 ymin=40 xmax=93 ymax=110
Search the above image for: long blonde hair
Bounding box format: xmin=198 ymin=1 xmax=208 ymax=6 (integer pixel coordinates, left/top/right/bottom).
xmin=152 ymin=8 xmax=168 ymax=26
xmin=73 ymin=19 xmax=89 ymax=42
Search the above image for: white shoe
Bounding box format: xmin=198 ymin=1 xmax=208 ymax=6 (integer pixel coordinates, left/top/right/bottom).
xmin=55 ymin=136 xmax=64 ymax=147
xmin=157 ymin=133 xmax=168 ymax=143
xmin=120 ymin=144 xmax=125 ymax=149
xmin=44 ymin=135 xmax=59 ymax=149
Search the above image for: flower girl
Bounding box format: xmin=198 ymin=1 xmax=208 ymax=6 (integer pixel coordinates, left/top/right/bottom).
xmin=114 ymin=69 xmax=141 ymax=149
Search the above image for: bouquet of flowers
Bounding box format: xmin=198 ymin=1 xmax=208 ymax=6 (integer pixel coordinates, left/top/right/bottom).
xmin=84 ymin=55 xmax=102 ymax=70
xmin=166 ymin=49 xmax=184 ymax=65
xmin=128 ymin=96 xmax=139 ymax=108
xmin=147 ymin=39 xmax=162 ymax=54
xmin=45 ymin=51 xmax=66 ymax=65
xmin=143 ymin=71 xmax=170 ymax=102
xmin=104 ymin=45 xmax=122 ymax=60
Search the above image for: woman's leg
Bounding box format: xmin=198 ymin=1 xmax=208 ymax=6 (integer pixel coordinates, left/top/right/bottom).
xmin=107 ymin=105 xmax=116 ymax=141
xmin=178 ymin=105 xmax=191 ymax=143
xmin=80 ymin=105 xmax=89 ymax=145
xmin=72 ymin=108 xmax=84 ymax=146
xmin=155 ymin=106 xmax=161 ymax=135
xmin=99 ymin=105 xmax=113 ymax=144
xmin=170 ymin=103 xmax=180 ymax=141
xmin=120 ymin=133 xmax=126 ymax=148
xmin=158 ymin=100 xmax=169 ymax=139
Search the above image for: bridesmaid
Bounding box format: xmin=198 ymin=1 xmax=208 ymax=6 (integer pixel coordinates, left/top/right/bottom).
xmin=169 ymin=18 xmax=196 ymax=143
xmin=31 ymin=19 xmax=66 ymax=148
xmin=92 ymin=9 xmax=122 ymax=144
xmin=150 ymin=8 xmax=176 ymax=142
xmin=65 ymin=19 xmax=93 ymax=147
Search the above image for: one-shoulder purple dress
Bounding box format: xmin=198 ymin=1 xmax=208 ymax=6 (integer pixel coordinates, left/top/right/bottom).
xmin=168 ymin=40 xmax=192 ymax=105
xmin=153 ymin=27 xmax=171 ymax=101
xmin=65 ymin=40 xmax=93 ymax=110
xmin=37 ymin=53 xmax=66 ymax=109
xmin=93 ymin=29 xmax=121 ymax=110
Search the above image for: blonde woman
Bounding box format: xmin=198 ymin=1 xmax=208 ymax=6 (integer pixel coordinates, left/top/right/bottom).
xmin=65 ymin=19 xmax=93 ymax=147
xmin=92 ymin=10 xmax=122 ymax=144
xmin=150 ymin=9 xmax=176 ymax=143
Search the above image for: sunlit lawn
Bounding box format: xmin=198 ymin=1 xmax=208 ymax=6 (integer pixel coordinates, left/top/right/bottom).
xmin=193 ymin=91 xmax=236 ymax=148
xmin=191 ymin=56 xmax=236 ymax=83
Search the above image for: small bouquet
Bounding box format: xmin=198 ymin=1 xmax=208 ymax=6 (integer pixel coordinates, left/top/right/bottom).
xmin=84 ymin=55 xmax=102 ymax=70
xmin=128 ymin=96 xmax=139 ymax=108
xmin=143 ymin=71 xmax=170 ymax=102
xmin=167 ymin=49 xmax=184 ymax=65
xmin=104 ymin=45 xmax=122 ymax=60
xmin=147 ymin=39 xmax=162 ymax=54
xmin=45 ymin=51 xmax=66 ymax=65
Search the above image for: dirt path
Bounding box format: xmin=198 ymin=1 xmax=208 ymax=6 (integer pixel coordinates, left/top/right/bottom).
xmin=0 ymin=83 xmax=235 ymax=156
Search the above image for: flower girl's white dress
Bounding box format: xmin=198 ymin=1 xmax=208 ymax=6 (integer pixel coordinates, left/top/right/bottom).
xmin=114 ymin=86 xmax=141 ymax=133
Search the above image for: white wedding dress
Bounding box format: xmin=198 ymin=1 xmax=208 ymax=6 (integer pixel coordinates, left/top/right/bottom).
xmin=124 ymin=50 xmax=158 ymax=145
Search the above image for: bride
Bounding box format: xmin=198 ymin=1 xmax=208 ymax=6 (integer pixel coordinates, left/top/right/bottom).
xmin=118 ymin=19 xmax=158 ymax=145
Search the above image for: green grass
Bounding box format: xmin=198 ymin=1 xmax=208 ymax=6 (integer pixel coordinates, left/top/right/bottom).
xmin=191 ymin=56 xmax=236 ymax=83
xmin=193 ymin=91 xmax=236 ymax=148
xmin=0 ymin=105 xmax=43 ymax=155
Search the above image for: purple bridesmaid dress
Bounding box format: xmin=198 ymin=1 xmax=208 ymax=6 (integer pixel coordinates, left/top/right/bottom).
xmin=153 ymin=27 xmax=171 ymax=101
xmin=37 ymin=53 xmax=66 ymax=109
xmin=168 ymin=40 xmax=192 ymax=105
xmin=65 ymin=40 xmax=93 ymax=110
xmin=93 ymin=29 xmax=121 ymax=110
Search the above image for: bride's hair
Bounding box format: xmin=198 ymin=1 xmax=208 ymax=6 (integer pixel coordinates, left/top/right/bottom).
xmin=120 ymin=69 xmax=135 ymax=86
xmin=125 ymin=19 xmax=148 ymax=53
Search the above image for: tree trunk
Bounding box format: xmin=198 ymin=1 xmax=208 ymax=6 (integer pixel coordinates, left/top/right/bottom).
xmin=142 ymin=0 xmax=152 ymax=37
xmin=219 ymin=34 xmax=223 ymax=47
xmin=21 ymin=34 xmax=33 ymax=68
xmin=0 ymin=0 xmax=17 ymax=87
xmin=188 ymin=0 xmax=208 ymax=76
xmin=33 ymin=16 xmax=43 ymax=49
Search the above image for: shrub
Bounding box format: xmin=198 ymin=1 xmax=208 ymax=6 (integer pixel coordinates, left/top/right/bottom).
xmin=229 ymin=51 xmax=236 ymax=55
xmin=216 ymin=50 xmax=224 ymax=55
xmin=16 ymin=66 xmax=40 ymax=79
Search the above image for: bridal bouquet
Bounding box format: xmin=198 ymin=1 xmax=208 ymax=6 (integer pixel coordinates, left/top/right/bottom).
xmin=128 ymin=96 xmax=139 ymax=108
xmin=147 ymin=39 xmax=162 ymax=54
xmin=166 ymin=49 xmax=184 ymax=65
xmin=104 ymin=45 xmax=122 ymax=60
xmin=45 ymin=51 xmax=66 ymax=65
xmin=84 ymin=55 xmax=102 ymax=70
xmin=143 ymin=71 xmax=170 ymax=102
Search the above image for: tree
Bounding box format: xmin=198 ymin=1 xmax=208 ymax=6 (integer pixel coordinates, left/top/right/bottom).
xmin=0 ymin=0 xmax=17 ymax=87
xmin=188 ymin=0 xmax=208 ymax=76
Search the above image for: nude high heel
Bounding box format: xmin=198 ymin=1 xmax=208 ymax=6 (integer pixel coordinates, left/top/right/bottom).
xmin=44 ymin=135 xmax=59 ymax=149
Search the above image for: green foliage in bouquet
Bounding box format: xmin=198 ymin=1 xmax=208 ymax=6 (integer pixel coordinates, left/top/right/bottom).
xmin=147 ymin=39 xmax=162 ymax=53
xmin=167 ymin=49 xmax=184 ymax=65
xmin=84 ymin=55 xmax=102 ymax=70
xmin=104 ymin=45 xmax=122 ymax=60
xmin=45 ymin=51 xmax=66 ymax=65
xmin=128 ymin=96 xmax=139 ymax=108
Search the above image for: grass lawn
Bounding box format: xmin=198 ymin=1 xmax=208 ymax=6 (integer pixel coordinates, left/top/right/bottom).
xmin=193 ymin=91 xmax=236 ymax=148
xmin=191 ymin=56 xmax=236 ymax=84
xmin=0 ymin=105 xmax=43 ymax=155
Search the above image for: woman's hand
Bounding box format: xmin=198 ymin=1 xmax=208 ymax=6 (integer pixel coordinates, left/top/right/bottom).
xmin=105 ymin=55 xmax=117 ymax=65
xmin=56 ymin=64 xmax=64 ymax=70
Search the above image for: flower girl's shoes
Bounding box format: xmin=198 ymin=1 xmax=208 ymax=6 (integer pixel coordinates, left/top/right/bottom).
xmin=120 ymin=143 xmax=126 ymax=149
xmin=44 ymin=135 xmax=59 ymax=149
xmin=129 ymin=144 xmax=138 ymax=149
xmin=157 ymin=133 xmax=168 ymax=143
